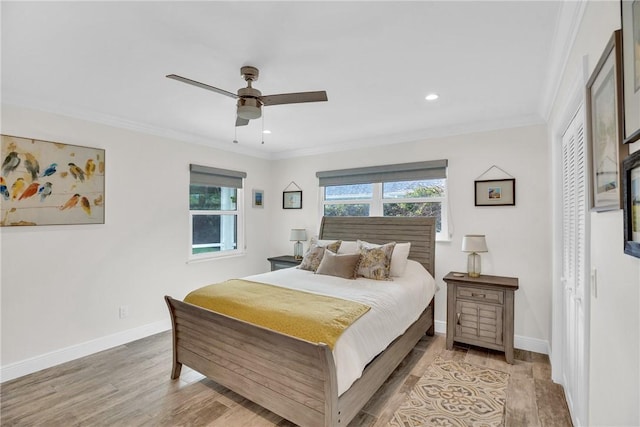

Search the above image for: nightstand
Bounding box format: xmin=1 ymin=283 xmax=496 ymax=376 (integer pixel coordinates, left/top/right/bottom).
xmin=443 ymin=271 xmax=519 ymax=364
xmin=267 ymin=255 xmax=302 ymax=271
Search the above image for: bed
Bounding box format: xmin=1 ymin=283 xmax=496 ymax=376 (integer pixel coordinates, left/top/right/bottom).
xmin=165 ymin=216 xmax=436 ymax=426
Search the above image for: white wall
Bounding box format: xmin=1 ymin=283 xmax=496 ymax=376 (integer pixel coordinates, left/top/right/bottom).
xmin=268 ymin=124 xmax=551 ymax=352
xmin=546 ymin=1 xmax=640 ymax=425
xmin=0 ymin=105 xmax=273 ymax=379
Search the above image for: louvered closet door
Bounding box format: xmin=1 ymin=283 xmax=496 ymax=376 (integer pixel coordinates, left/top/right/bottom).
xmin=561 ymin=104 xmax=588 ymax=426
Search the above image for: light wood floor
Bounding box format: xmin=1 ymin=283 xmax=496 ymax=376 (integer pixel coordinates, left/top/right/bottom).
xmin=0 ymin=332 xmax=572 ymax=426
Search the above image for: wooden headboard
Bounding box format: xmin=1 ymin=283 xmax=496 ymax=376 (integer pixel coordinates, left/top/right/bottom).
xmin=319 ymin=216 xmax=436 ymax=277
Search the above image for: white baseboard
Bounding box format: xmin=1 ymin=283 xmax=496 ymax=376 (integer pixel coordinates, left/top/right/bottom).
xmin=514 ymin=334 xmax=550 ymax=355
xmin=433 ymin=320 xmax=550 ymax=355
xmin=0 ymin=320 xmax=171 ymax=383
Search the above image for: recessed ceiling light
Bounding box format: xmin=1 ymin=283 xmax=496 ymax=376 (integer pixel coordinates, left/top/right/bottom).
xmin=263 ymin=130 xmax=271 ymax=134
xmin=425 ymin=93 xmax=439 ymax=101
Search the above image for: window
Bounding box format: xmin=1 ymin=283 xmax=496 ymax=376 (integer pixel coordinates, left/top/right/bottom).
xmin=317 ymin=160 xmax=449 ymax=240
xmin=189 ymin=164 xmax=246 ymax=259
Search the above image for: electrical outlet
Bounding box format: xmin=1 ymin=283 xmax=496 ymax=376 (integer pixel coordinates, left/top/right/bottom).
xmin=119 ymin=305 xmax=130 ymax=319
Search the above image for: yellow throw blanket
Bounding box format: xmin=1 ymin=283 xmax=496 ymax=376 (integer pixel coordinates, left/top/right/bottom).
xmin=184 ymin=279 xmax=371 ymax=350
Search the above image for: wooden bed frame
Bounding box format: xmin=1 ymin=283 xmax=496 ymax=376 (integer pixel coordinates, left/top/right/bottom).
xmin=165 ymin=216 xmax=436 ymax=426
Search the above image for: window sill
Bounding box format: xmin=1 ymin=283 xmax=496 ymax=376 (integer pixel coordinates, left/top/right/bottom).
xmin=187 ymin=250 xmax=246 ymax=264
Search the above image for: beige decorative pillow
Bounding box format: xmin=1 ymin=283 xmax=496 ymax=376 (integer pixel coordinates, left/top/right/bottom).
xmin=357 ymin=240 xmax=396 ymax=280
xmin=315 ymin=250 xmax=361 ymax=279
xmin=297 ymin=245 xmax=325 ymax=271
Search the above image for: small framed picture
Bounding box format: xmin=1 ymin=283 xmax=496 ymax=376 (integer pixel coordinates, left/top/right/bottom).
xmin=283 ymin=190 xmax=302 ymax=209
xmin=475 ymin=179 xmax=515 ymax=206
xmin=252 ymin=189 xmax=264 ymax=208
xmin=622 ymin=149 xmax=640 ymax=258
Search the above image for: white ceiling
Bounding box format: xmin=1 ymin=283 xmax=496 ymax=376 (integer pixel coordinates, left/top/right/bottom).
xmin=1 ymin=1 xmax=566 ymax=159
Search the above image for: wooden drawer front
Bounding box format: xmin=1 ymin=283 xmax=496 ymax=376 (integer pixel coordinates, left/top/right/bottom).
xmin=455 ymin=301 xmax=503 ymax=346
xmin=457 ymin=285 xmax=504 ymax=304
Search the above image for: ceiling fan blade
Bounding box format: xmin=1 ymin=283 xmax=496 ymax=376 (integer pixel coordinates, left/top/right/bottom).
xmin=260 ymin=91 xmax=328 ymax=106
xmin=235 ymin=116 xmax=250 ymax=127
xmin=166 ymin=74 xmax=238 ymax=99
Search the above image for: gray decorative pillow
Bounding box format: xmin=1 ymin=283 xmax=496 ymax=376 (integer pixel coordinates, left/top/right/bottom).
xmin=356 ymin=240 xmax=396 ymax=280
xmin=297 ymin=245 xmax=325 ymax=271
xmin=315 ymin=250 xmax=361 ymax=279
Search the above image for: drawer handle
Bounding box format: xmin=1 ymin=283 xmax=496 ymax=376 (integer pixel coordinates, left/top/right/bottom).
xmin=471 ymin=292 xmax=485 ymax=298
xmin=457 ymin=312 xmax=461 ymax=325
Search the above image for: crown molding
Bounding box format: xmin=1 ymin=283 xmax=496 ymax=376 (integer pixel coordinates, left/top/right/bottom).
xmin=3 ymin=95 xmax=544 ymax=162
xmin=539 ymin=0 xmax=588 ymax=121
xmin=270 ymin=114 xmax=545 ymax=160
xmin=1 ymin=95 xmax=272 ymax=159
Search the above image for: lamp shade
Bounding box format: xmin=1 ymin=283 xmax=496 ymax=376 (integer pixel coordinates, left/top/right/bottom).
xmin=462 ymin=235 xmax=488 ymax=253
xmin=290 ymin=229 xmax=307 ymax=241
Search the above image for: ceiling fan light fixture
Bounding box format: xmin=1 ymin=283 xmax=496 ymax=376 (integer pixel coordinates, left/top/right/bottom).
xmin=237 ymin=98 xmax=262 ymax=120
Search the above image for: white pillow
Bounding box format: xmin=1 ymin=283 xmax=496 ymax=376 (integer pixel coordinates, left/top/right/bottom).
xmin=390 ymin=242 xmax=411 ymax=277
xmin=337 ymin=240 xmax=359 ymax=254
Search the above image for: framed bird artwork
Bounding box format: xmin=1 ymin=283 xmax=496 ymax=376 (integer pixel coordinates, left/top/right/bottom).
xmin=1 ymin=135 xmax=105 ymax=226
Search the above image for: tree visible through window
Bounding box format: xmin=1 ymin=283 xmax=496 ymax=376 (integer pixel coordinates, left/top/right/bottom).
xmin=322 ymin=179 xmax=447 ymax=239
xmin=382 ymin=181 xmax=444 ymax=232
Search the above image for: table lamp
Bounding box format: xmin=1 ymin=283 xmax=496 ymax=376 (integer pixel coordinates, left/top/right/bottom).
xmin=290 ymin=228 xmax=307 ymax=260
xmin=462 ymin=234 xmax=488 ymax=277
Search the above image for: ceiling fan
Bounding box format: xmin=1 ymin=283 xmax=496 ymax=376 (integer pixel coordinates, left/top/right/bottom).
xmin=167 ymin=66 xmax=328 ymax=127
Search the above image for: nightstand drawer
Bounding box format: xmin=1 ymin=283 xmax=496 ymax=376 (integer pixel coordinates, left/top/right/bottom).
xmin=457 ymin=285 xmax=504 ymax=304
xmin=271 ymin=261 xmax=297 ymax=270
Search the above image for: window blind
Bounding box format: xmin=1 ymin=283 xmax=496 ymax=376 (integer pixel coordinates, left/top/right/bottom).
xmin=190 ymin=164 xmax=247 ymax=189
xmin=316 ymin=160 xmax=448 ymax=186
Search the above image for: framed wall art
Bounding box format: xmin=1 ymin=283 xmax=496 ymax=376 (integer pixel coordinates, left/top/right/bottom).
xmin=621 ymin=0 xmax=640 ymax=144
xmin=586 ymin=30 xmax=628 ymax=211
xmin=283 ymin=190 xmax=302 ymax=209
xmin=1 ymin=134 xmax=105 ymax=226
xmin=622 ymin=149 xmax=640 ymax=258
xmin=474 ymin=178 xmax=515 ymax=206
xmin=252 ymin=189 xmax=264 ymax=208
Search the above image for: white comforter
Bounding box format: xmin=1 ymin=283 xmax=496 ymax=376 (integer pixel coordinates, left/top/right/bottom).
xmin=245 ymin=259 xmax=435 ymax=395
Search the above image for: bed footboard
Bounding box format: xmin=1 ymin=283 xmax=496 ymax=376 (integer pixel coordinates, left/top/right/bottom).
xmin=166 ymin=295 xmax=434 ymax=427
xmin=165 ymin=296 xmax=338 ymax=427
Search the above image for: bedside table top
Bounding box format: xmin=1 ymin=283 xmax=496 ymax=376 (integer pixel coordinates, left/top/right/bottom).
xmin=443 ymin=271 xmax=519 ymax=289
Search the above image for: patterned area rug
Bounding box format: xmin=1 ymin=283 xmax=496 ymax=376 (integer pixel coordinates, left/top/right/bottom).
xmin=388 ymin=356 xmax=509 ymax=427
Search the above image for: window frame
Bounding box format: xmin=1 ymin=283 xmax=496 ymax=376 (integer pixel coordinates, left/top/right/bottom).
xmin=319 ymin=179 xmax=449 ymax=241
xmin=188 ymin=165 xmax=246 ymax=262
